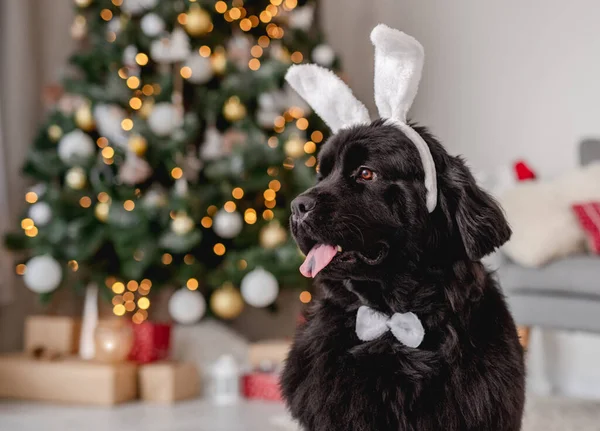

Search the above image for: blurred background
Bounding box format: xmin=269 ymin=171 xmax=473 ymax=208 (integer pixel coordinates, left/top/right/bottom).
xmin=1 ymin=0 xmax=600 ymax=430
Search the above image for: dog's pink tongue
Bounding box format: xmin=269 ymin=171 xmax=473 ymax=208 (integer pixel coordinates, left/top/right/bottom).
xmin=300 ymin=244 xmax=338 ymax=278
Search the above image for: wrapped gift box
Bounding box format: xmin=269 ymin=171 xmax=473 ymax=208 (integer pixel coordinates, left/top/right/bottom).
xmin=128 ymin=321 xmax=171 ymax=364
xmin=0 ymin=353 xmax=137 ymax=405
xmin=24 ymin=315 xmax=80 ymax=355
xmin=248 ymin=339 xmax=291 ymax=370
xmin=242 ymin=371 xmax=282 ymax=402
xmin=139 ymin=361 xmax=199 ymax=403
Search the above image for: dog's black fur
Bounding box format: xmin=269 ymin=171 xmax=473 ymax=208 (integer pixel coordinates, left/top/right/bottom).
xmin=283 ymin=120 xmax=525 ymax=431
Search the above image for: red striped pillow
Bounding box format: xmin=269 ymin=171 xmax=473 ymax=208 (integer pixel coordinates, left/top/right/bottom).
xmin=572 ymin=202 xmax=600 ymax=254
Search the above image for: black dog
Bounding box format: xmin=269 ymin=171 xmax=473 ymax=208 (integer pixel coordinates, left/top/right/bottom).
xmin=283 ymin=120 xmax=525 ymax=431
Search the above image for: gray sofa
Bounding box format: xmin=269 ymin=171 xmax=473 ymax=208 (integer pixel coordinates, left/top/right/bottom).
xmin=498 ymin=139 xmax=600 ymax=336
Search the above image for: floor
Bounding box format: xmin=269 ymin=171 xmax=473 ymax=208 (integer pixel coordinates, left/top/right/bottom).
xmin=0 ymin=396 xmax=599 ymax=430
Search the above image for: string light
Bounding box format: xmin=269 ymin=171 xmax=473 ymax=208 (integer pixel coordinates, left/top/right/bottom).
xmin=25 ymin=192 xmax=38 ymax=204
xmin=207 ymin=205 xmax=218 ymax=216
xmin=289 ymin=107 xmax=304 ymax=118
xmin=184 ymin=254 xmax=195 ymax=265
xmin=201 ymin=217 xmax=213 ymax=228
xmin=291 ymin=51 xmax=303 ymax=63
xmin=162 ymin=253 xmax=173 ymax=265
xmin=21 ymin=218 xmax=34 ymax=230
xmin=113 ymin=304 xmax=126 ymax=316
xmin=269 ymin=180 xmax=281 ymax=191
xmin=213 ymin=243 xmax=226 ymax=256
xmin=296 ymin=118 xmax=309 ymax=130
xmin=248 ymin=58 xmax=261 ymax=71
xmin=237 ymin=259 xmax=248 ymax=270
xmin=215 ymin=1 xmax=227 ymax=13
xmin=267 ymin=137 xmax=278 ymax=148
xmin=311 ymin=131 xmax=324 ymax=143
xmin=100 ymin=9 xmax=113 ymax=21
xmin=263 ymin=209 xmax=274 ymax=220
xmin=79 ymin=196 xmax=92 ymax=208
xmin=125 ymin=301 xmax=136 ymax=312
xmin=123 ymin=200 xmax=135 ymax=211
xmin=265 ymin=199 xmax=276 ymax=209
xmin=126 ymin=76 xmax=140 ymax=89
xmin=305 ymin=156 xmax=317 ymax=167
xmin=244 ymin=208 xmax=257 ymax=224
xmin=266 ymin=4 xmax=278 ymax=15
xmin=223 ymin=10 xmax=233 ymax=22
xmin=47 ymin=125 xmax=63 ymax=141
xmin=127 ymin=280 xmax=139 ymax=291
xmin=180 ymin=66 xmax=192 ymax=79
xmin=304 ymin=141 xmax=317 ymax=154
xmin=101 ymin=147 xmax=115 ymax=159
xmin=118 ymin=68 xmax=128 ymax=79
xmin=15 ymin=264 xmax=26 ymax=275
xmin=171 ymin=167 xmax=183 ymax=179
xmin=274 ymin=116 xmax=285 ymax=128
xmin=112 ymin=295 xmax=123 ymax=306
xmin=267 ymin=167 xmax=279 ymax=176
xmin=299 ymin=291 xmax=312 ymax=303
xmin=187 ymin=278 xmax=199 ymax=290
xmin=284 ymin=0 xmax=298 ymax=9
xmin=199 ymin=45 xmax=211 ymax=57
xmin=129 ymin=97 xmax=142 ymax=110
xmin=260 ymin=11 xmax=272 ymax=23
xmin=68 ymin=260 xmax=79 ymax=272
xmin=177 ymin=13 xmax=188 ymax=25
xmin=229 ymin=7 xmax=242 ymax=19
xmin=224 ymin=201 xmax=236 ymax=212
xmin=270 ymin=0 xmax=283 ymax=5
xmin=135 ymin=53 xmax=149 ymax=66
xmin=25 ymin=227 xmax=38 ymax=237
xmin=121 ymin=119 xmax=134 ymax=131
xmin=112 ymin=282 xmax=125 ymax=294
xmin=112 ymin=0 xmax=123 ymax=5
xmin=152 ymin=84 xmax=162 ymax=95
xmin=251 ymin=46 xmax=263 ymax=58
xmin=258 ymin=35 xmax=270 ymax=48
xmin=138 ymin=297 xmax=150 ymax=310
xmin=240 ymin=18 xmax=252 ymax=31
xmin=283 ymin=158 xmax=295 ymax=169
xmin=98 ymin=192 xmax=110 ymax=203
xmin=264 ymin=189 xmax=276 ymax=201
xmin=232 ymin=187 xmax=244 ymax=199
xmin=97 ymin=137 xmax=109 ymax=148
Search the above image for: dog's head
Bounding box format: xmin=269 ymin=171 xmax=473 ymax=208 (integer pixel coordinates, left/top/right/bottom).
xmin=290 ymin=121 xmax=511 ymax=279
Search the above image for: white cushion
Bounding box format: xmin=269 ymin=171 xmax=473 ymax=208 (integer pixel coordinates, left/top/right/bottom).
xmin=499 ymin=162 xmax=600 ymax=268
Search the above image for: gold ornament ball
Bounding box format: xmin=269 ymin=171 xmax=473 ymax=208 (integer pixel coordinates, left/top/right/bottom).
xmin=75 ymin=103 xmax=95 ymax=132
xmin=95 ymin=202 xmax=110 ymax=222
xmin=284 ymin=137 xmax=305 ymax=159
xmin=259 ymin=222 xmax=288 ymax=249
xmin=171 ymin=213 xmax=195 ymax=235
xmin=93 ymin=319 xmax=134 ymax=363
xmin=128 ymin=135 xmax=148 ymax=156
xmin=184 ymin=6 xmax=212 ymax=37
xmin=74 ymin=0 xmax=92 ymax=7
xmin=210 ymin=284 xmax=244 ymax=320
xmin=65 ymin=167 xmax=87 ymax=190
xmin=210 ymin=50 xmax=227 ymax=75
xmin=223 ymin=96 xmax=247 ymax=122
xmin=47 ymin=125 xmax=63 ymax=142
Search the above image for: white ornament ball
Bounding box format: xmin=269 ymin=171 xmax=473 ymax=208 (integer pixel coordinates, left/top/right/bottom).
xmin=28 ymin=202 xmax=52 ymax=227
xmin=312 ymin=44 xmax=336 ymax=67
xmin=140 ymin=13 xmax=165 ymax=37
xmin=169 ymin=288 xmax=206 ymax=324
xmin=240 ymin=267 xmax=279 ymax=308
xmin=123 ymin=45 xmax=138 ymax=66
xmin=121 ymin=0 xmax=158 ymax=15
xmin=148 ymin=103 xmax=182 ymax=137
xmin=58 ymin=130 xmax=95 ymax=165
xmin=213 ymin=210 xmax=243 ymax=239
xmin=23 ymin=255 xmax=62 ymax=294
xmin=185 ymin=54 xmax=214 ymax=84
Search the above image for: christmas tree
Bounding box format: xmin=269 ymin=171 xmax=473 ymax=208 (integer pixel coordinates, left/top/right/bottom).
xmin=6 ymin=0 xmax=339 ymax=322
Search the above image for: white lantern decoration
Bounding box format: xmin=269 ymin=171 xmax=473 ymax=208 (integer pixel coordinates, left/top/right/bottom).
xmin=185 ymin=54 xmax=214 ymax=84
xmin=148 ymin=102 xmax=182 ymax=137
xmin=168 ymin=287 xmax=206 ymax=324
xmin=213 ymin=210 xmax=243 ymax=239
xmin=312 ymin=44 xmax=336 ymax=67
xmin=240 ymin=267 xmax=279 ymax=308
xmin=208 ymin=354 xmax=240 ymax=405
xmin=23 ymin=255 xmax=62 ymax=294
xmin=28 ymin=202 xmax=52 ymax=226
xmin=140 ymin=13 xmax=165 ymax=37
xmin=58 ymin=130 xmax=95 ymax=166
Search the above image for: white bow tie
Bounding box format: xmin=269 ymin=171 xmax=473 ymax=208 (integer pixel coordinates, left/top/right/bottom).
xmin=355 ymin=305 xmax=425 ymax=348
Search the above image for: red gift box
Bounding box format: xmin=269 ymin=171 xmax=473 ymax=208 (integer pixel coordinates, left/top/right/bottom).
xmin=128 ymin=322 xmax=171 ymax=364
xmin=242 ymin=372 xmax=283 ymax=402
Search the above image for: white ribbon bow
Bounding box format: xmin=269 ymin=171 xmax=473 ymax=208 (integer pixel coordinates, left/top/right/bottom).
xmin=355 ymin=305 xmax=425 ymax=348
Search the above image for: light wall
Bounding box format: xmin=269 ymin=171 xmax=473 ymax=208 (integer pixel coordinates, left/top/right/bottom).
xmin=322 ymin=0 xmax=600 ymax=398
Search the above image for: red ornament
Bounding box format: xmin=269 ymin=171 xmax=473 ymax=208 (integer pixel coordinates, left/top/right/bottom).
xmin=242 ymin=372 xmax=283 ymax=402
xmin=128 ymin=321 xmax=171 ymax=364
xmin=514 ymin=160 xmax=537 ymax=181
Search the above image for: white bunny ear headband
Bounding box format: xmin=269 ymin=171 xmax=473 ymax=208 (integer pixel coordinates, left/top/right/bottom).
xmin=285 ymin=24 xmax=437 ymax=212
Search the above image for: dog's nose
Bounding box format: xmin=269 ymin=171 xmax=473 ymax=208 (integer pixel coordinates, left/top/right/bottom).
xmin=291 ymin=195 xmax=316 ymax=219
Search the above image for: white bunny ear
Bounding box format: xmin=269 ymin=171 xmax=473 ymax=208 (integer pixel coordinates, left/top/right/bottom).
xmin=371 ymin=24 xmax=437 ymax=212
xmin=371 ymin=24 xmax=424 ymax=122
xmin=285 ymin=64 xmax=370 ymax=133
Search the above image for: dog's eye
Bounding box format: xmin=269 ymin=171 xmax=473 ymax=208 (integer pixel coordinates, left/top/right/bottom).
xmin=358 ymin=168 xmax=375 ymax=181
